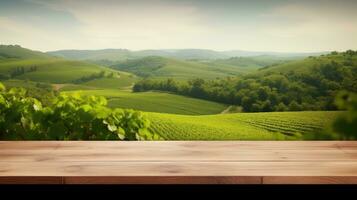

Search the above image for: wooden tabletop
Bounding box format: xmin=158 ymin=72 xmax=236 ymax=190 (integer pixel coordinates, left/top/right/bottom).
xmin=1 ymin=141 xmax=357 ymax=184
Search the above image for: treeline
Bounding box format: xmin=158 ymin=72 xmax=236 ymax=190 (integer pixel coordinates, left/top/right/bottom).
xmin=10 ymin=66 xmax=38 ymax=77
xmin=72 ymin=71 xmax=117 ymax=84
xmin=134 ymin=51 xmax=357 ymax=112
xmin=0 ymin=66 xmax=38 ymax=80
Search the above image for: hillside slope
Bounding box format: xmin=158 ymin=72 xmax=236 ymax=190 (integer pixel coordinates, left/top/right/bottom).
xmin=111 ymin=56 xmax=245 ymax=80
xmin=0 ymin=45 xmax=51 ymax=60
xmin=257 ymin=51 xmax=357 ymax=74
xmin=0 ymin=45 xmax=137 ymax=87
xmin=133 ymin=51 xmax=357 ymax=112
xmin=62 ymin=89 xmax=227 ymax=115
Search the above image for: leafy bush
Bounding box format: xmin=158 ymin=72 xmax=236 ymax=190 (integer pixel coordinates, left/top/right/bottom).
xmin=331 ymin=91 xmax=357 ymax=139
xmin=0 ymin=82 xmax=161 ymax=140
xmin=303 ymin=91 xmax=357 ymax=140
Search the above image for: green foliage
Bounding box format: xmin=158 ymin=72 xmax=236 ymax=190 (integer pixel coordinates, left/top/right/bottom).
xmin=3 ymin=79 xmax=57 ymax=106
xmin=330 ymin=91 xmax=357 ymax=139
xmin=0 ymin=83 xmax=161 ymax=141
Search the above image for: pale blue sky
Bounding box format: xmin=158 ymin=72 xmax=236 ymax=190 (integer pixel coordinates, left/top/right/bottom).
xmin=0 ymin=0 xmax=356 ymax=52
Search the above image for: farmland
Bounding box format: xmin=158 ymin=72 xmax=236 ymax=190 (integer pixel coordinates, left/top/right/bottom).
xmin=147 ymin=111 xmax=342 ymax=140
xmin=63 ymin=89 xmax=227 ymax=115
xmin=0 ymin=45 xmax=354 ymax=141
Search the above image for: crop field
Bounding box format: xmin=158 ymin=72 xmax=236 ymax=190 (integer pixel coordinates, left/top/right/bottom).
xmin=63 ymin=89 xmax=227 ymax=115
xmin=146 ymin=111 xmax=343 ymax=140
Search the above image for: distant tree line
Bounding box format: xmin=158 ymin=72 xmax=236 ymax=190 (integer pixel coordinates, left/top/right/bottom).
xmin=9 ymin=66 xmax=38 ymax=78
xmin=0 ymin=66 xmax=38 ymax=80
xmin=72 ymin=71 xmax=116 ymax=84
xmin=134 ymin=51 xmax=357 ymax=112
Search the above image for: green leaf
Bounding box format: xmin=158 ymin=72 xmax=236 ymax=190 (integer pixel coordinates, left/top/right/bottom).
xmin=0 ymin=83 xmax=5 ymax=92
xmin=107 ymin=124 xmax=117 ymax=132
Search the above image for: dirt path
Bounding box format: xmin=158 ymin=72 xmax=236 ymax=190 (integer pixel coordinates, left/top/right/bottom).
xmin=52 ymin=84 xmax=67 ymax=91
xmin=221 ymin=105 xmax=232 ymax=114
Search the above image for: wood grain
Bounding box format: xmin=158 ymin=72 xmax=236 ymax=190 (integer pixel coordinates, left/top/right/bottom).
xmin=1 ymin=141 xmax=357 ymax=184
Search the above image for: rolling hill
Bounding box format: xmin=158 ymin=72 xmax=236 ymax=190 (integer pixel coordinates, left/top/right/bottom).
xmin=0 ymin=45 xmax=137 ymax=88
xmin=208 ymin=55 xmax=297 ymax=68
xmin=0 ymin=45 xmax=350 ymax=141
xmin=110 ymin=56 xmax=247 ymax=80
xmin=200 ymin=55 xmax=299 ymax=73
xmin=0 ymin=45 xmax=51 ymax=60
xmin=257 ymin=51 xmax=357 ymax=74
xmin=48 ymin=48 xmax=327 ymax=62
xmin=47 ymin=49 xmax=133 ymax=61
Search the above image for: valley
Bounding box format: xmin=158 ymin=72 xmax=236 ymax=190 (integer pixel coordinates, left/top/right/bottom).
xmin=0 ymin=45 xmax=355 ymax=140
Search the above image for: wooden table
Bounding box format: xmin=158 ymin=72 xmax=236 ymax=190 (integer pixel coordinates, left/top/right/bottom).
xmin=1 ymin=141 xmax=357 ymax=184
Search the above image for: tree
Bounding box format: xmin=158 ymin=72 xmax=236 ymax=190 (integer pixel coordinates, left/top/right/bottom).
xmin=275 ymin=102 xmax=287 ymax=111
xmin=288 ymin=101 xmax=302 ymax=111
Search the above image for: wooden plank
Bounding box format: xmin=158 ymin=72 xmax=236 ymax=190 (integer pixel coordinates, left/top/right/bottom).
xmin=0 ymin=176 xmax=63 ymax=184
xmin=1 ymin=141 xmax=357 ymax=184
xmin=1 ymin=141 xmax=357 ymax=150
xmin=1 ymin=141 xmax=357 ymax=162
xmin=63 ymin=176 xmax=261 ymax=184
xmin=2 ymin=162 xmax=357 ymax=176
xmin=262 ymin=176 xmax=357 ymax=184
xmin=1 ymin=149 xmax=356 ymax=162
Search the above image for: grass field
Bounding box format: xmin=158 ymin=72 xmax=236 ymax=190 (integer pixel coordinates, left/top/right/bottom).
xmin=147 ymin=111 xmax=343 ymax=140
xmin=0 ymin=58 xmax=137 ymax=85
xmin=64 ymin=89 xmax=227 ymax=115
xmin=82 ymin=76 xmax=136 ymax=89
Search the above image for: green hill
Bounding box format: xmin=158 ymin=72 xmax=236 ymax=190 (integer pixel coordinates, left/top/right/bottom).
xmin=133 ymin=51 xmax=357 ymax=112
xmin=62 ymin=89 xmax=227 ymax=115
xmin=147 ymin=111 xmax=342 ymax=140
xmin=257 ymin=51 xmax=357 ymax=74
xmin=0 ymin=58 xmax=137 ymax=85
xmin=0 ymin=45 xmax=137 ymax=88
xmin=208 ymin=55 xmax=297 ymax=69
xmin=0 ymin=45 xmax=51 ymax=60
xmin=111 ymin=56 xmax=246 ymax=80
xmin=48 ymin=49 xmax=133 ymax=61
xmin=197 ymin=55 xmax=299 ymax=74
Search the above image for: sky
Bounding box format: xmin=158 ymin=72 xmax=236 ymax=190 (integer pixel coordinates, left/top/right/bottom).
xmin=0 ymin=0 xmax=356 ymax=52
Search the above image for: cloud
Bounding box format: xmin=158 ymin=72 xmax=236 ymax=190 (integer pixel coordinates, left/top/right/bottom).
xmin=30 ymin=0 xmax=212 ymax=50
xmin=261 ymin=1 xmax=357 ymax=37
xmin=252 ymin=0 xmax=357 ymax=51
